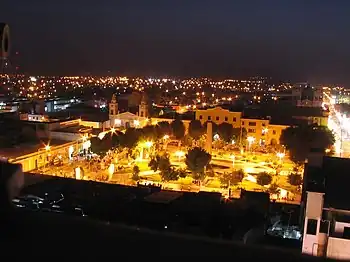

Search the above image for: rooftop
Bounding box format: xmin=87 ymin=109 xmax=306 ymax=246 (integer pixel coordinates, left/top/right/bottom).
xmin=0 ymin=139 xmax=70 ymax=159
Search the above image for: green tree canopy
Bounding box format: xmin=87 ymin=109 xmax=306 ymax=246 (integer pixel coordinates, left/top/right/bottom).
xmin=217 ymin=122 xmax=234 ymax=143
xmin=188 ymin=120 xmax=205 ymax=140
xmin=256 ymin=172 xmax=272 ymax=186
xmin=185 ymin=147 xmax=211 ymax=181
xmin=171 ymin=119 xmax=185 ymax=140
xmin=156 ymin=121 xmax=172 ymax=137
xmin=90 ymin=136 xmax=110 ymax=156
xmin=119 ymin=128 xmax=141 ymax=149
xmin=132 ymin=165 xmax=140 ymax=181
xmin=288 ymin=173 xmax=303 ymax=186
xmin=219 ymin=169 xmax=245 ymax=188
xmin=148 ymin=154 xmax=174 ymax=181
xmin=280 ymin=125 xmax=335 ymax=163
xmin=268 ymin=183 xmax=281 ymax=195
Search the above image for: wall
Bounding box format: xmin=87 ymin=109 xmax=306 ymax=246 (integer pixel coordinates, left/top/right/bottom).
xmin=195 ymin=107 xmax=242 ymax=128
xmin=49 ymin=131 xmax=81 ymax=142
xmin=327 ymin=237 xmax=350 ymax=260
xmin=10 ymin=141 xmax=84 ymax=172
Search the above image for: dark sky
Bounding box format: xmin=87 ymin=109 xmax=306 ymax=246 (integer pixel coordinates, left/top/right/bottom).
xmin=2 ymin=0 xmax=350 ymax=85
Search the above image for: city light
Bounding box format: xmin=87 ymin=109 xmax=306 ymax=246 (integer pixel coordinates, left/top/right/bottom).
xmin=163 ymin=135 xmax=170 ymax=140
xmin=45 ymin=145 xmax=51 ymax=151
xmin=75 ymin=167 xmax=82 ymax=180
xmin=98 ymin=132 xmax=107 ymax=140
xmin=145 ymin=141 xmax=153 ymax=148
xmin=108 ymin=163 xmax=115 ymax=177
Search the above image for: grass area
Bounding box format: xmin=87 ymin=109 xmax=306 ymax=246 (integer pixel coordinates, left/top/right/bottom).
xmin=205 ymin=178 xmax=221 ymax=188
xmin=140 ymin=173 xmax=161 ymax=182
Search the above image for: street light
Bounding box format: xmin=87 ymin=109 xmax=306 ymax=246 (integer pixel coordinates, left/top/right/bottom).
xmin=45 ymin=144 xmax=51 ymax=151
xmin=277 ymin=152 xmax=285 ymax=163
xmin=163 ymin=134 xmax=170 ymax=140
xmin=247 ymin=136 xmax=255 ymax=151
xmin=230 ymin=155 xmax=235 ymax=168
xmin=108 ymin=163 xmax=115 ymax=181
xmin=111 ymin=127 xmax=116 ymax=134
xmin=175 ymin=150 xmax=185 ymax=161
xmin=145 ymin=141 xmax=153 ymax=148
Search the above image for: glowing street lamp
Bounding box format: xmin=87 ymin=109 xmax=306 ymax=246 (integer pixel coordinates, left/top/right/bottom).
xmin=111 ymin=127 xmax=116 ymax=134
xmin=75 ymin=167 xmax=82 ymax=180
xmin=145 ymin=141 xmax=153 ymax=148
xmin=108 ymin=163 xmax=115 ymax=181
xmin=45 ymin=144 xmax=51 ymax=151
xmin=163 ymin=135 xmax=170 ymax=140
xmin=276 ymin=152 xmax=285 ymax=163
xmin=98 ymin=131 xmax=107 ymax=140
xmin=247 ymin=136 xmax=255 ymax=151
xmin=175 ymin=150 xmax=185 ymax=161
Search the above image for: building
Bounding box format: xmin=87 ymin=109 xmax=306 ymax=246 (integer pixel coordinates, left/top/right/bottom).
xmin=302 ymin=156 xmax=350 ymax=260
xmin=195 ymin=106 xmax=289 ymax=145
xmin=292 ymin=84 xmax=323 ymax=108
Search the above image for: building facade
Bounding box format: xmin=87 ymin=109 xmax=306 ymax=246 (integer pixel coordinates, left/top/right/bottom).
xmin=196 ymin=107 xmax=288 ymax=145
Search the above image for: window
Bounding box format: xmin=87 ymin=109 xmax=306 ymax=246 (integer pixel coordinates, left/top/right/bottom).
xmin=216 ymin=116 xmax=219 ymax=121
xmin=306 ymin=219 xmax=317 ymax=235
xmin=233 ymin=117 xmax=237 ymax=122
xmin=343 ymin=227 xmax=350 ymax=239
xmin=272 ymin=130 xmax=276 ymax=135
xmin=248 ymin=122 xmax=256 ymax=126
xmin=242 ymin=121 xmax=245 ymax=125
xmin=225 ymin=117 xmax=228 ymax=121
xmin=248 ymin=129 xmax=256 ymax=133
xmin=199 ymin=115 xmax=203 ymax=120
xmin=319 ymin=220 xmax=329 ymax=234
xmin=140 ymin=112 xmax=144 ymax=117
xmin=208 ymin=116 xmax=211 ymax=121
xmin=262 ymin=123 xmax=266 ymax=127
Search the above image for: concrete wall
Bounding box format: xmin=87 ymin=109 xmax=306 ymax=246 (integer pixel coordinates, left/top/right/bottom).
xmin=327 ymin=237 xmax=350 ymax=260
xmin=49 ymin=131 xmax=81 ymax=142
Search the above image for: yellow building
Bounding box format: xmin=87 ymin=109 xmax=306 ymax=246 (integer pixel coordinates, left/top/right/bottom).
xmin=195 ymin=107 xmax=242 ymax=128
xmin=195 ymin=107 xmax=289 ymax=145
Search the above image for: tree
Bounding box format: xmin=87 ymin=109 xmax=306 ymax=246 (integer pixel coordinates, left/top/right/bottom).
xmin=185 ymin=147 xmax=211 ymax=181
xmin=157 ymin=121 xmax=172 ymax=137
xmin=177 ymin=168 xmax=188 ymax=178
xmin=269 ymin=183 xmax=281 ymax=195
xmin=171 ymin=119 xmax=185 ymax=140
xmin=148 ymin=154 xmax=174 ymax=181
xmin=288 ymin=173 xmax=303 ymax=186
xmin=141 ymin=125 xmax=158 ymax=140
xmin=188 ymin=120 xmax=205 ymax=140
xmin=132 ymin=165 xmax=140 ymax=181
xmin=90 ymin=137 xmax=110 ymax=156
xmin=280 ymin=125 xmax=335 ymax=163
xmin=119 ymin=128 xmax=141 ymax=149
xmin=219 ymin=169 xmax=245 ymax=188
xmin=256 ymin=172 xmax=272 ymax=186
xmin=217 ymin=123 xmax=234 ymax=143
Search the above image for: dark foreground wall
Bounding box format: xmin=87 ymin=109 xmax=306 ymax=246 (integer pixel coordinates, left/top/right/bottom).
xmin=0 ymin=209 xmax=332 ymax=260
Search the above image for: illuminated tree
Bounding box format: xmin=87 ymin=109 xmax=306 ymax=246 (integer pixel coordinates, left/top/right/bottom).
xmin=288 ymin=173 xmax=303 ymax=186
xmin=132 ymin=165 xmax=140 ymax=181
xmin=219 ymin=169 xmax=245 ymax=188
xmin=217 ymin=123 xmax=234 ymax=143
xmin=188 ymin=120 xmax=205 ymax=140
xmin=185 ymin=147 xmax=211 ymax=181
xmin=256 ymin=172 xmax=272 ymax=186
xmin=171 ymin=119 xmax=185 ymax=140
xmin=280 ymin=124 xmax=335 ymax=163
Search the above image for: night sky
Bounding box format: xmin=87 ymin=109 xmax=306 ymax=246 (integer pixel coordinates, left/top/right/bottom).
xmin=2 ymin=1 xmax=350 ymax=84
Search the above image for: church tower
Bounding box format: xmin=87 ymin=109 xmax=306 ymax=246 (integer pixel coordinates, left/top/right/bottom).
xmin=109 ymin=94 xmax=118 ymax=119
xmin=139 ymin=93 xmax=149 ymax=118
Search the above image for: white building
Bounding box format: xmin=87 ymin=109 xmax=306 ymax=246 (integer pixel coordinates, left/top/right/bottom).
xmin=302 ymin=191 xmax=350 ymax=260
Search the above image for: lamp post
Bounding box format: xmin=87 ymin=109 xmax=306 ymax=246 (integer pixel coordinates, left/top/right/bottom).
xmin=247 ymin=136 xmax=255 ymax=152
xmin=276 ymin=152 xmax=285 ymax=164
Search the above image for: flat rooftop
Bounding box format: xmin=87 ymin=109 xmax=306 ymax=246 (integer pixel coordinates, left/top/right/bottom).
xmin=0 ymin=139 xmax=71 ymax=159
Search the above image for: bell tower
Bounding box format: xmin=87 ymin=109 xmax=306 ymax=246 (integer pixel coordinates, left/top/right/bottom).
xmin=109 ymin=94 xmax=118 ymax=119
xmin=139 ymin=93 xmax=149 ymax=118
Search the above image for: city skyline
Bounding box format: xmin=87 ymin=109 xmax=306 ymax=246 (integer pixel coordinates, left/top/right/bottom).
xmin=2 ymin=1 xmax=350 ymax=85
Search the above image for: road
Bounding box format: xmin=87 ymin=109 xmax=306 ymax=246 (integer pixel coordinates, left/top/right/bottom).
xmin=324 ymin=92 xmax=350 ymax=157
